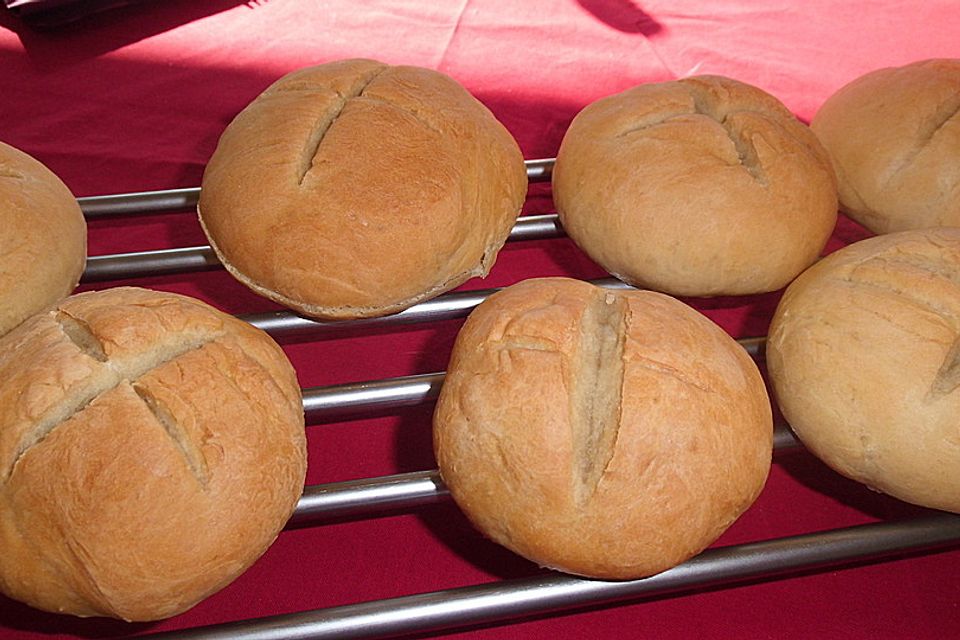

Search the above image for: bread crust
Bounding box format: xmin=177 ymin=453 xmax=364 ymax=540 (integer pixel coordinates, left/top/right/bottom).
xmin=0 ymin=141 xmax=86 ymax=336
xmin=811 ymin=59 xmax=960 ymax=233
xmin=0 ymin=287 xmax=306 ymax=620
xmin=199 ymin=59 xmax=527 ymax=319
xmin=553 ymin=75 xmax=837 ymax=297
xmin=434 ymin=278 xmax=772 ymax=579
xmin=767 ymin=228 xmax=960 ymax=513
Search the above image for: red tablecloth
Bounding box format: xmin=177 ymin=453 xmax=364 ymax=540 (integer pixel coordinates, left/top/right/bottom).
xmin=1 ymin=1 xmax=959 ymax=638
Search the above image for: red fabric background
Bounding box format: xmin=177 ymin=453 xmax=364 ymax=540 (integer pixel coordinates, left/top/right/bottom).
xmin=1 ymin=1 xmax=959 ymax=637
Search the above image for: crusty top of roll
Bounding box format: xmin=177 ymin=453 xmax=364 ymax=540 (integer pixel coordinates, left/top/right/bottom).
xmin=553 ymin=75 xmax=837 ymax=297
xmin=811 ymin=59 xmax=960 ymax=233
xmin=0 ymin=141 xmax=86 ymax=336
xmin=199 ymin=59 xmax=527 ymax=319
xmin=434 ymin=278 xmax=772 ymax=579
xmin=767 ymin=228 xmax=960 ymax=513
xmin=0 ymin=287 xmax=306 ymax=621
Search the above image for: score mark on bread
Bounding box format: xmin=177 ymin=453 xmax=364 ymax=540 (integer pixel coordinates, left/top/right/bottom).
xmin=571 ymin=291 xmax=626 ymax=505
xmin=931 ymin=337 xmax=960 ymax=397
xmin=132 ymin=382 xmax=210 ymax=485
xmin=839 ymin=241 xmax=960 ymax=398
xmin=611 ymin=82 xmax=772 ymax=185
xmin=0 ymin=166 xmax=24 ymax=181
xmin=288 ymin=64 xmax=388 ymax=185
xmin=5 ymin=311 xmax=222 ymax=481
xmin=56 ymin=312 xmax=108 ymax=362
xmin=683 ymin=82 xmax=771 ymax=184
xmin=891 ymin=94 xmax=960 ymax=178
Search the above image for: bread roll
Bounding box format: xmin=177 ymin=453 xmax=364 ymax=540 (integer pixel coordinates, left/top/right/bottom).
xmin=0 ymin=287 xmax=306 ymax=621
xmin=767 ymin=228 xmax=960 ymax=513
xmin=433 ymin=278 xmax=772 ymax=579
xmin=811 ymin=59 xmax=960 ymax=233
xmin=553 ymin=75 xmax=838 ymax=297
xmin=0 ymin=141 xmax=86 ymax=336
xmin=199 ymin=59 xmax=527 ymax=319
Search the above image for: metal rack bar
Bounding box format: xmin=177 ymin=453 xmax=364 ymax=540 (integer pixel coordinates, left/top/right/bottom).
xmin=303 ymin=372 xmax=445 ymax=419
xmin=89 ymin=272 xmax=753 ymax=352
xmin=300 ymin=332 xmax=766 ymax=421
xmin=79 ymin=187 xmax=200 ymax=218
xmin=292 ymin=470 xmax=447 ymax=523
xmin=523 ymin=158 xmax=554 ymax=183
xmin=77 ymin=158 xmax=556 ymax=218
xmin=80 ymin=214 xmax=564 ymax=283
xmin=292 ymin=418 xmax=798 ymax=523
xmin=78 ymin=249 xmax=760 ymax=359
xmin=238 ymin=277 xmax=631 ymax=339
xmin=294 ymin=352 xmax=795 ymax=518
xmin=82 ymin=246 xmax=222 ymax=282
xmin=150 ymin=514 xmax=960 ymax=640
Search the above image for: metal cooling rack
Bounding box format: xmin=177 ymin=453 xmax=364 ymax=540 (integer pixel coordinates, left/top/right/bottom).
xmin=73 ymin=157 xmax=960 ymax=640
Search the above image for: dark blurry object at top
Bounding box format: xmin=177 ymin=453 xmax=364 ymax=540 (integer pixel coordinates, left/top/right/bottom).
xmin=575 ymin=0 xmax=661 ymax=36
xmin=3 ymin=0 xmax=148 ymax=28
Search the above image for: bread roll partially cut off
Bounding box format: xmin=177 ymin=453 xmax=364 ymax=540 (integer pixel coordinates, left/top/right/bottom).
xmin=0 ymin=287 xmax=306 ymax=621
xmin=811 ymin=59 xmax=960 ymax=233
xmin=0 ymin=141 xmax=86 ymax=336
xmin=768 ymin=228 xmax=960 ymax=513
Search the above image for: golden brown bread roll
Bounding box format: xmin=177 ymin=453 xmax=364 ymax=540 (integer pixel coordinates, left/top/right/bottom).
xmin=767 ymin=228 xmax=960 ymax=513
xmin=433 ymin=278 xmax=772 ymax=579
xmin=0 ymin=141 xmax=86 ymax=336
xmin=553 ymin=75 xmax=838 ymax=297
xmin=199 ymin=59 xmax=527 ymax=319
xmin=0 ymin=287 xmax=306 ymax=621
xmin=811 ymin=59 xmax=960 ymax=233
